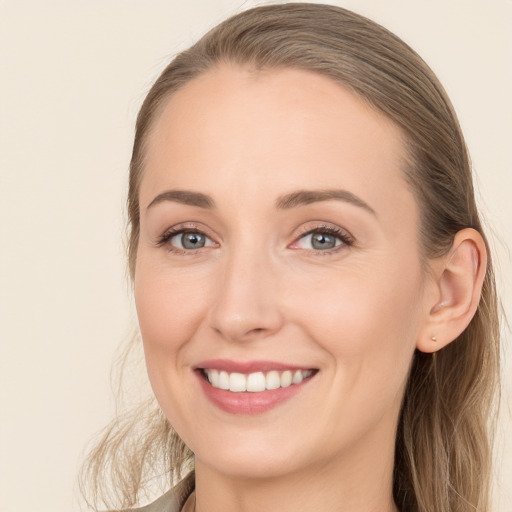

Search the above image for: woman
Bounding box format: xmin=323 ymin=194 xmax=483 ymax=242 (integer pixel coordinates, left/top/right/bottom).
xmin=81 ymin=3 xmax=501 ymax=511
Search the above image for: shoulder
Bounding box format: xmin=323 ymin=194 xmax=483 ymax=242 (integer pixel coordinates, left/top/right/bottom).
xmin=124 ymin=472 xmax=195 ymax=512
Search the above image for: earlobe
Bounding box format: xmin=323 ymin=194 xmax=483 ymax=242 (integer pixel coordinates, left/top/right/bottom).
xmin=417 ymin=228 xmax=487 ymax=353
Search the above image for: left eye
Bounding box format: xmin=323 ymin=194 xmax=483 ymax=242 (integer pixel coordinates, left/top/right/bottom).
xmin=169 ymin=231 xmax=215 ymax=250
xmin=294 ymin=230 xmax=345 ymax=250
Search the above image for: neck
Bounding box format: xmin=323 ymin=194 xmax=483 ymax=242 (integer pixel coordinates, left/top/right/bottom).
xmin=193 ymin=425 xmax=399 ymax=512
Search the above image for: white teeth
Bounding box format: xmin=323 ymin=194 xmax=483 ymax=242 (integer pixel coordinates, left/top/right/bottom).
xmin=204 ymin=369 xmax=314 ymax=392
xmin=218 ymin=371 xmax=230 ymax=390
xmin=266 ymin=371 xmax=281 ymax=390
xmin=229 ymin=372 xmax=247 ymax=392
xmin=280 ymin=370 xmax=292 ymax=388
xmin=247 ymin=372 xmax=266 ymax=392
xmin=208 ymin=369 xmax=219 ymax=387
xmin=292 ymin=369 xmax=303 ymax=384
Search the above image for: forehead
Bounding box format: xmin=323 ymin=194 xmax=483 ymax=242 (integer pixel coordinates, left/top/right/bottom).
xmin=141 ymin=64 xmax=417 ymax=230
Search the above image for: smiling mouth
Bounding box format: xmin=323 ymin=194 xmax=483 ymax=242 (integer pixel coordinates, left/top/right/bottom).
xmin=199 ymin=368 xmax=317 ymax=393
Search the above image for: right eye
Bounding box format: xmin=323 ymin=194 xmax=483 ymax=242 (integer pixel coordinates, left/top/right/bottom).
xmin=171 ymin=231 xmax=212 ymax=250
xmin=158 ymin=228 xmax=217 ymax=253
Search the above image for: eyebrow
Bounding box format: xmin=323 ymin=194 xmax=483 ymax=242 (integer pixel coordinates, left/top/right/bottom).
xmin=147 ymin=190 xmax=215 ymax=210
xmin=275 ymin=189 xmax=376 ymax=215
xmin=146 ymin=188 xmax=376 ymax=215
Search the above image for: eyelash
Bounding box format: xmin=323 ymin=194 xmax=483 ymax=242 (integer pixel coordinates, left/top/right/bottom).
xmin=293 ymin=225 xmax=354 ymax=254
xmin=156 ymin=224 xmax=354 ymax=255
xmin=156 ymin=224 xmax=214 ymax=255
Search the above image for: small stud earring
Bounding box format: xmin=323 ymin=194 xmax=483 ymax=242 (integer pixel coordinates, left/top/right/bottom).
xmin=431 ymin=335 xmax=438 ymax=342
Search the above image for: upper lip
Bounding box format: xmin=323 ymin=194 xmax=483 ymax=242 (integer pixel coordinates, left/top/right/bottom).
xmin=194 ymin=359 xmax=316 ymax=374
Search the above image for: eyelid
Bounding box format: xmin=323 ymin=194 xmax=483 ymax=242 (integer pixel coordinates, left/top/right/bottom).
xmin=155 ymin=221 xmax=354 ymax=254
xmin=156 ymin=222 xmax=219 ymax=252
xmin=289 ymin=223 xmax=355 ymax=251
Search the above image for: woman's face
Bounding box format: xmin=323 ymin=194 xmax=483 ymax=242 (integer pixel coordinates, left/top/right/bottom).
xmin=135 ymin=65 xmax=431 ymax=479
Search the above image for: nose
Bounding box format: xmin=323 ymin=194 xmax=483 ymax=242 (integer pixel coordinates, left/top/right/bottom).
xmin=208 ymin=245 xmax=284 ymax=343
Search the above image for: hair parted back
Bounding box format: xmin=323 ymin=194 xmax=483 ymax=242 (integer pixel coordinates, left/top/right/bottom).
xmin=80 ymin=4 xmax=500 ymax=511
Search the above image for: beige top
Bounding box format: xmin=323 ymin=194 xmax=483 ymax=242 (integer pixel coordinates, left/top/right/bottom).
xmin=129 ymin=472 xmax=195 ymax=512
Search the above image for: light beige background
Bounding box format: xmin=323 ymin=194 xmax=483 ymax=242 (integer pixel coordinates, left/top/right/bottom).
xmin=0 ymin=1 xmax=510 ymax=511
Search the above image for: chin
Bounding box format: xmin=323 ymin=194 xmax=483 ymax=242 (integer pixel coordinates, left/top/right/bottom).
xmin=189 ymin=424 xmax=323 ymax=480
xmin=197 ymin=449 xmax=304 ymax=480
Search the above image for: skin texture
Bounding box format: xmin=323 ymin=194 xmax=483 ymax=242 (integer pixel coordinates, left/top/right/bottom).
xmin=134 ymin=65 xmax=486 ymax=512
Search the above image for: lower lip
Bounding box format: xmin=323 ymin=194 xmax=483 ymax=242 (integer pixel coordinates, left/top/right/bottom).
xmin=196 ymin=371 xmax=314 ymax=415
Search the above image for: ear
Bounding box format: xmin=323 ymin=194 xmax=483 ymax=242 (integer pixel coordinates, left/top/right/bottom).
xmin=416 ymin=228 xmax=487 ymax=353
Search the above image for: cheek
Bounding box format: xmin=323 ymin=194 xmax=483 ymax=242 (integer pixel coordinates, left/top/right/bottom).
xmin=133 ymin=256 xmax=210 ymax=396
xmin=292 ymin=255 xmax=423 ymax=345
xmin=135 ymin=256 xmax=207 ymax=347
xmin=288 ymin=254 xmax=424 ymax=398
xmin=133 ymin=260 xmax=213 ymax=443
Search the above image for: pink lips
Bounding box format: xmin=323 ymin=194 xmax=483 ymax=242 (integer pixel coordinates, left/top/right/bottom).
xmin=195 ymin=359 xmax=310 ymax=374
xmin=194 ymin=359 xmax=317 ymax=415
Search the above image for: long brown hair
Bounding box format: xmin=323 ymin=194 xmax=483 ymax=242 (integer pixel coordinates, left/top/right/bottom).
xmin=80 ymin=4 xmax=500 ymax=511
